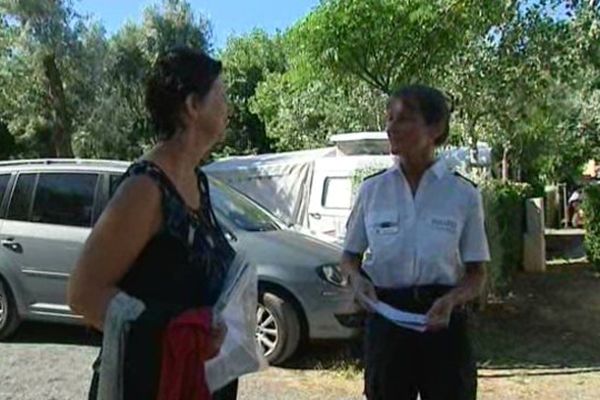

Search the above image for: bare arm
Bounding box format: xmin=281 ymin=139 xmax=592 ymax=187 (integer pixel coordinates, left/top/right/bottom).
xmin=341 ymin=251 xmax=377 ymax=309
xmin=341 ymin=251 xmax=362 ymax=280
xmin=68 ymin=176 xmax=162 ymax=331
xmin=446 ymin=262 xmax=487 ymax=306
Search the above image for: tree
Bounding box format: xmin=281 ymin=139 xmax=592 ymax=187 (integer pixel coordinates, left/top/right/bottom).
xmin=446 ymin=0 xmax=600 ymax=185
xmin=251 ymin=67 xmax=386 ymax=152
xmin=74 ymin=0 xmax=213 ymax=159
xmin=0 ymin=0 xmax=88 ymax=157
xmin=219 ymin=30 xmax=287 ymax=155
xmin=294 ymin=0 xmax=512 ymax=94
xmin=0 ymin=119 xmax=17 ymax=159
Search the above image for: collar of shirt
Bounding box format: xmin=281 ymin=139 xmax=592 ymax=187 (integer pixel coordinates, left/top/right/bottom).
xmin=393 ymin=158 xmax=448 ymax=181
xmin=389 ymin=158 xmax=449 ymax=221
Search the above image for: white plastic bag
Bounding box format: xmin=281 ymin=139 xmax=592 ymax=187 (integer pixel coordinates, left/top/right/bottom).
xmin=204 ymin=252 xmax=267 ymax=393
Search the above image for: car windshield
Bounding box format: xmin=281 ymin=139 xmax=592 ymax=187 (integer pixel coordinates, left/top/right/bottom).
xmin=208 ymin=176 xmax=281 ymax=232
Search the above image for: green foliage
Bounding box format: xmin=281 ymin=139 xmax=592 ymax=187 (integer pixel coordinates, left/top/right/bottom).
xmin=447 ymin=2 xmax=600 ymax=185
xmin=351 ymin=165 xmax=392 ymax=194
xmin=0 ymin=119 xmax=17 ymax=158
xmin=218 ymin=30 xmax=287 ymax=156
xmin=481 ymin=180 xmax=534 ymax=293
xmin=74 ymin=0 xmax=212 ymax=159
xmin=0 ymin=0 xmax=598 ymax=193
xmin=0 ymin=0 xmax=86 ymax=157
xmin=0 ymin=0 xmax=211 ymax=160
xmin=294 ymin=0 xmax=510 ymax=94
xmin=251 ymin=70 xmax=386 ymax=152
xmin=583 ymin=185 xmax=600 ymax=271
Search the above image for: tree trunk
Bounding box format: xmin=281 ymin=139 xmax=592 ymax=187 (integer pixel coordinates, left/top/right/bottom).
xmin=469 ymin=118 xmax=479 ymax=166
xmin=43 ymin=53 xmax=73 ymax=158
xmin=502 ymin=146 xmax=510 ymax=182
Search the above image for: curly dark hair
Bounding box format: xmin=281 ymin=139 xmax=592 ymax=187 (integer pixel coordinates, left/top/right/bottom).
xmin=388 ymin=85 xmax=452 ymax=146
xmin=145 ymin=47 xmax=223 ymax=140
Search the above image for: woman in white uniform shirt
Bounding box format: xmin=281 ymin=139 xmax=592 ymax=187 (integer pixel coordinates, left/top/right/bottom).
xmin=342 ymin=85 xmax=490 ymax=400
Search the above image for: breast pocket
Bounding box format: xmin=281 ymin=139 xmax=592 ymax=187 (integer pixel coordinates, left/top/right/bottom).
xmin=365 ymin=210 xmax=404 ymax=264
xmin=427 ymin=215 xmax=461 ymax=254
xmin=366 ymin=211 xmax=403 ymax=248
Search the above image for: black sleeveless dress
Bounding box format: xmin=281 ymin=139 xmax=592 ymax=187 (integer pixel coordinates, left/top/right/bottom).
xmin=89 ymin=160 xmax=238 ymax=399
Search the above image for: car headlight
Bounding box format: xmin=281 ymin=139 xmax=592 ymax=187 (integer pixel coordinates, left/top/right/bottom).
xmin=317 ymin=264 xmax=349 ymax=287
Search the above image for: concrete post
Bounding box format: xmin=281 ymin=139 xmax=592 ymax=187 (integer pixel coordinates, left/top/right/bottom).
xmin=523 ymin=197 xmax=546 ymax=272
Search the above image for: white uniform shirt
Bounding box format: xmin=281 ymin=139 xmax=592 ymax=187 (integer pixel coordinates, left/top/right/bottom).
xmin=344 ymin=160 xmax=490 ymax=288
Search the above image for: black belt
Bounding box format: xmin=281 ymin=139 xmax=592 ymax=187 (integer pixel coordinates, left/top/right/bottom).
xmin=375 ymin=285 xmax=455 ymax=314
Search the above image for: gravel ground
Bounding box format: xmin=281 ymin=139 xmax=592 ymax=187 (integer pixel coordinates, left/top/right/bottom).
xmin=0 ymin=323 xmax=362 ymax=400
xmin=2 ymin=319 xmax=600 ymax=400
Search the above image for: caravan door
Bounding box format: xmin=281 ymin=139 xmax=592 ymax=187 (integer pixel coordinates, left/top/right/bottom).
xmin=307 ymin=160 xmax=354 ymax=241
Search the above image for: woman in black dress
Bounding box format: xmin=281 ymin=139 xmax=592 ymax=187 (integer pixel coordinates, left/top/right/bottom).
xmin=68 ymin=47 xmax=238 ymax=399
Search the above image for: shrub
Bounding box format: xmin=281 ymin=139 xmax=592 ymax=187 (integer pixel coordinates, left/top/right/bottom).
xmin=481 ymin=180 xmax=534 ymax=294
xmin=583 ymin=185 xmax=600 ymax=271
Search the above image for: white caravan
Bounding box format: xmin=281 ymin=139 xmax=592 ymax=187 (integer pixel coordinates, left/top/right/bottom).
xmin=205 ymin=132 xmax=491 ymax=242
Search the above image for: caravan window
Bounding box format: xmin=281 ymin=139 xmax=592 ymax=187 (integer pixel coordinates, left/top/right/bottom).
xmin=322 ymin=177 xmax=352 ymax=209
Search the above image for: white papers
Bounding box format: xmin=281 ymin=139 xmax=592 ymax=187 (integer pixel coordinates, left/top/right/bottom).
xmin=362 ymin=296 xmax=428 ymax=332
xmin=206 ymin=252 xmax=268 ymax=393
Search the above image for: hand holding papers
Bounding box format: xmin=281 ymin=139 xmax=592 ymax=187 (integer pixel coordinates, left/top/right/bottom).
xmin=359 ymin=293 xmax=428 ymax=332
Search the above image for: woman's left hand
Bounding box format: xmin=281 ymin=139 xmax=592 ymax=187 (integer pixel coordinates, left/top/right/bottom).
xmin=425 ymin=295 xmax=456 ymax=332
xmin=208 ymin=320 xmax=228 ymax=359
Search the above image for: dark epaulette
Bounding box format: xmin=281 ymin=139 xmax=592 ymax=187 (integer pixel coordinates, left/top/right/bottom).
xmin=363 ymin=169 xmax=387 ymax=182
xmin=453 ymin=171 xmax=478 ymax=188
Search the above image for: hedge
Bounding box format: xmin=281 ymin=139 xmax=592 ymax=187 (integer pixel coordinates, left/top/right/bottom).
xmin=583 ymin=185 xmax=600 ymax=271
xmin=480 ymin=180 xmax=533 ymax=294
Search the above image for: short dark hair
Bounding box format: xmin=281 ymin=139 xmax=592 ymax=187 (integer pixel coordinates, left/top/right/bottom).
xmin=145 ymin=47 xmax=223 ymax=140
xmin=388 ymin=85 xmax=451 ymax=146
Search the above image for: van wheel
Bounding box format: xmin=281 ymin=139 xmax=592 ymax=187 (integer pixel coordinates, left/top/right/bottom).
xmin=0 ymin=279 xmax=20 ymax=340
xmin=257 ymin=292 xmax=301 ymax=366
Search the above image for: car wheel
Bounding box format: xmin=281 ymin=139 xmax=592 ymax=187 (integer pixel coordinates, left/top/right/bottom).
xmin=256 ymin=291 xmax=301 ymax=366
xmin=0 ymin=279 xmax=20 ymax=340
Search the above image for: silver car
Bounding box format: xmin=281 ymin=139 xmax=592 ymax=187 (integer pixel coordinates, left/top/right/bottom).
xmin=0 ymin=159 xmax=359 ymax=365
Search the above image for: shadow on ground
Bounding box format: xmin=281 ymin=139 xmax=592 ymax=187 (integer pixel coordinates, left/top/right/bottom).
xmin=6 ymin=264 xmax=600 ymax=380
xmin=472 ymin=264 xmax=600 ymax=373
xmin=9 ymin=321 xmax=101 ymax=347
xmin=283 ymin=264 xmax=600 ymax=378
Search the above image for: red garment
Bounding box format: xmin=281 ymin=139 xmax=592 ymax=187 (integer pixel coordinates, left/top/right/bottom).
xmin=158 ymin=308 xmax=213 ymax=400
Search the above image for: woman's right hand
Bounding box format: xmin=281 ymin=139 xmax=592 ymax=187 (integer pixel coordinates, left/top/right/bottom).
xmin=350 ymin=273 xmax=377 ymax=311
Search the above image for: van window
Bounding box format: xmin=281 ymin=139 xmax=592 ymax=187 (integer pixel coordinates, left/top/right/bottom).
xmin=31 ymin=173 xmax=99 ymax=227
xmin=7 ymin=174 xmax=37 ymax=221
xmin=322 ymin=177 xmax=352 ymax=209
xmin=0 ymin=174 xmax=9 ymax=205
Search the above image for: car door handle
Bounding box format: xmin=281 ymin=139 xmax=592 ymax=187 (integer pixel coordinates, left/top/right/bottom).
xmin=310 ymin=213 xmax=322 ymax=220
xmin=1 ymin=239 xmax=23 ymax=254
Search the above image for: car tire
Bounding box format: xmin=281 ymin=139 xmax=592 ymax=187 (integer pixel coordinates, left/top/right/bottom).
xmin=257 ymin=291 xmax=301 ymax=366
xmin=0 ymin=278 xmax=20 ymax=340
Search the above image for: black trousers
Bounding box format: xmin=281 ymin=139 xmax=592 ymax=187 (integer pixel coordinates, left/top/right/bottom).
xmin=364 ymin=286 xmax=477 ymax=400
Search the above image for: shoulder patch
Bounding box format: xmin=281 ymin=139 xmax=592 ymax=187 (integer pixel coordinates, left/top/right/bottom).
xmin=362 ymin=169 xmax=387 ymax=182
xmin=453 ymin=171 xmax=478 ymax=188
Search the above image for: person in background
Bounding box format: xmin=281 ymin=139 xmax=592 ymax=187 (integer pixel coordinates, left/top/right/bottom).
xmin=342 ymin=85 xmax=490 ymax=400
xmin=568 ymin=189 xmax=585 ymax=228
xmin=68 ymin=47 xmax=238 ymax=399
